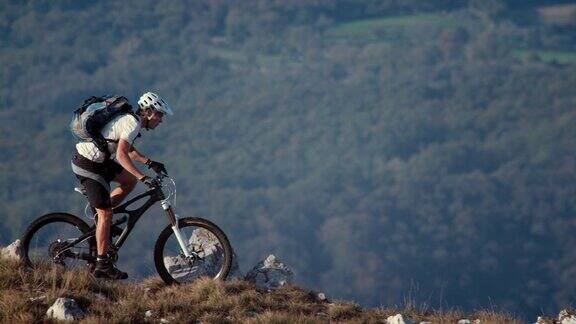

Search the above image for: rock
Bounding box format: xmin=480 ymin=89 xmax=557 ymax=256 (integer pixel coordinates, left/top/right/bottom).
xmin=317 ymin=292 xmax=327 ymax=301
xmin=0 ymin=240 xmax=23 ymax=261
xmin=160 ymin=318 xmax=170 ymax=323
xmin=144 ymin=310 xmax=153 ymax=318
xmin=458 ymin=320 xmax=471 ymax=324
xmin=189 ymin=228 xmax=243 ymax=279
xmin=564 ymin=316 xmax=576 ymax=324
xmin=92 ymin=292 xmax=107 ymax=301
xmin=559 ymin=310 xmax=576 ymax=324
xmin=46 ymin=298 xmax=85 ymax=321
xmin=163 ymin=228 xmax=242 ymax=281
xmin=29 ymin=295 xmax=47 ymax=303
xmin=420 ymin=322 xmax=432 ymax=324
xmin=535 ymin=316 xmax=545 ymax=324
xmin=386 ymin=314 xmax=412 ymax=324
xmin=245 ymin=255 xmax=294 ymax=291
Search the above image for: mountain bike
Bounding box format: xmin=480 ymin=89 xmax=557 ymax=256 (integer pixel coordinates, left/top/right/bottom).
xmin=20 ymin=171 xmax=233 ymax=284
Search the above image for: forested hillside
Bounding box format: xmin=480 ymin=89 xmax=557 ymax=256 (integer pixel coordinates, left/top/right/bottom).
xmin=1 ymin=0 xmax=576 ymax=320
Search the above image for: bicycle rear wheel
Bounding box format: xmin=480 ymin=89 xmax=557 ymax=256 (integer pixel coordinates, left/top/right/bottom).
xmin=21 ymin=213 xmax=95 ymax=270
xmin=154 ymin=217 xmax=233 ymax=284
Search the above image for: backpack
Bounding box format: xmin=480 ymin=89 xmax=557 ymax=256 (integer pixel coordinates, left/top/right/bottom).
xmin=70 ymin=95 xmax=135 ymax=158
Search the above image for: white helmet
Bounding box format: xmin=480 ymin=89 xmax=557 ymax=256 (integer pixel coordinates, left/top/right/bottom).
xmin=138 ymin=91 xmax=173 ymax=116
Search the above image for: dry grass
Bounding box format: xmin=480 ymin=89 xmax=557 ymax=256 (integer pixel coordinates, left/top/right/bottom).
xmin=0 ymin=256 xmax=525 ymax=323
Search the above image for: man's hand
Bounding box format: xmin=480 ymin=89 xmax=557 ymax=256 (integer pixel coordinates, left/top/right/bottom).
xmin=146 ymin=159 xmax=168 ymax=175
xmin=139 ymin=175 xmax=160 ymax=188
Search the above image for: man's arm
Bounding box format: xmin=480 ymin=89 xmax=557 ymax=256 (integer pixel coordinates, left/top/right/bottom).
xmin=128 ymin=145 xmax=168 ymax=175
xmin=117 ymin=139 xmax=146 ymax=180
xmin=128 ymin=146 xmax=149 ymax=165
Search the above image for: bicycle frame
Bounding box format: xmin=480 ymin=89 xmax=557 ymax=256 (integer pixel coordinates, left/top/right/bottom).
xmin=107 ymin=186 xmax=167 ymax=249
xmin=57 ymin=183 xmax=190 ymax=263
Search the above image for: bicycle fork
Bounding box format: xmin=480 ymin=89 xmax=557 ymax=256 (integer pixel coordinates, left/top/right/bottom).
xmin=161 ymin=201 xmax=192 ymax=258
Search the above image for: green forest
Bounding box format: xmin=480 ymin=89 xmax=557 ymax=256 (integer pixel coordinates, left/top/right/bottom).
xmin=1 ymin=0 xmax=576 ymax=320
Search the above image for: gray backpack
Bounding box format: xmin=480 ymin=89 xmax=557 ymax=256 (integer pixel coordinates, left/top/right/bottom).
xmin=70 ymin=95 xmax=134 ymax=158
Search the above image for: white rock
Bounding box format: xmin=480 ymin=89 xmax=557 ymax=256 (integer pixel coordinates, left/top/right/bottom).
xmin=164 ymin=228 xmax=242 ymax=281
xmin=245 ymin=254 xmax=294 ymax=291
xmin=46 ymin=298 xmax=84 ymax=321
xmin=29 ymin=295 xmax=47 ymax=302
xmin=458 ymin=320 xmax=471 ymax=324
xmin=559 ymin=310 xmax=576 ymax=324
xmin=317 ymin=292 xmax=327 ymax=301
xmin=144 ymin=310 xmax=152 ymax=318
xmin=386 ymin=313 xmax=412 ymax=324
xmin=565 ymin=317 xmax=576 ymax=324
xmin=0 ymin=240 xmax=23 ymax=261
xmin=160 ymin=318 xmax=170 ymax=323
xmin=93 ymin=292 xmax=107 ymax=300
xmin=535 ymin=316 xmax=545 ymax=324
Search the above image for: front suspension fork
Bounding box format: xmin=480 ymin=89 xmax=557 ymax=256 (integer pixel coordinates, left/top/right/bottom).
xmin=161 ymin=201 xmax=192 ymax=258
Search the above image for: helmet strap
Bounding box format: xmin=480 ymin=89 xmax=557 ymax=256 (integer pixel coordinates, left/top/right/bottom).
xmin=139 ymin=109 xmax=152 ymax=130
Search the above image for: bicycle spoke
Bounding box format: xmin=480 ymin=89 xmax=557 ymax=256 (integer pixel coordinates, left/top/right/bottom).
xmin=162 ymin=227 xmax=226 ymax=282
xmin=27 ymin=222 xmax=92 ymax=269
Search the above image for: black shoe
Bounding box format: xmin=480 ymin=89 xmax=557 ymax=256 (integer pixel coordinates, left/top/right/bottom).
xmin=93 ymin=257 xmax=128 ymax=280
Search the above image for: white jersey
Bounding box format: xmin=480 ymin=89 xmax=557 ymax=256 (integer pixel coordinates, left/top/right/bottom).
xmin=76 ymin=114 xmax=141 ymax=163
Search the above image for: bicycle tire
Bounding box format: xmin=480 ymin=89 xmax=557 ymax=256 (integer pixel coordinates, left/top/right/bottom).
xmin=21 ymin=213 xmax=95 ymax=268
xmin=154 ymin=217 xmax=233 ymax=284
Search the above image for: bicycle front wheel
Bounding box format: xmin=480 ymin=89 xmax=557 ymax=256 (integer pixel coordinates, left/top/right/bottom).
xmin=154 ymin=217 xmax=233 ymax=284
xmin=21 ymin=213 xmax=95 ymax=270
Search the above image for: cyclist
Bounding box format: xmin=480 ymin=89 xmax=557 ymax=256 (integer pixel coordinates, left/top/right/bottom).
xmin=71 ymin=91 xmax=173 ymax=279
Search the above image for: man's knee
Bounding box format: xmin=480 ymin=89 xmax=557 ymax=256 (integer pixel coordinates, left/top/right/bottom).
xmin=95 ymin=208 xmax=113 ymax=220
xmin=119 ymin=175 xmax=137 ymax=192
xmin=124 ymin=178 xmax=137 ymax=191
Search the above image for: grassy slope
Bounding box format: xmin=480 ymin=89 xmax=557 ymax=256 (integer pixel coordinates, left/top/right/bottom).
xmin=514 ymin=49 xmax=576 ymax=64
xmin=324 ymin=14 xmax=461 ymax=39
xmin=0 ymin=257 xmax=524 ymax=323
xmin=325 ymin=12 xmax=576 ymax=64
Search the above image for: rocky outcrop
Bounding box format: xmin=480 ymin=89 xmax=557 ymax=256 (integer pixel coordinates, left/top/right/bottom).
xmin=559 ymin=310 xmax=576 ymax=324
xmin=164 ymin=227 xmax=242 ymax=281
xmin=46 ymin=298 xmax=85 ymax=321
xmin=188 ymin=228 xmax=243 ymax=279
xmin=0 ymin=239 xmax=23 ymax=262
xmin=245 ymin=254 xmax=294 ymax=291
xmin=386 ymin=314 xmax=412 ymax=324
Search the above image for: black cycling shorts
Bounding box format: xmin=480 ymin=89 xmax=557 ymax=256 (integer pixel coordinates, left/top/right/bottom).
xmin=71 ymin=153 xmax=123 ymax=209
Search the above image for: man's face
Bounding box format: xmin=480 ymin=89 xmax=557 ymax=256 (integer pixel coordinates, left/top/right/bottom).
xmin=146 ymin=109 xmax=164 ymax=129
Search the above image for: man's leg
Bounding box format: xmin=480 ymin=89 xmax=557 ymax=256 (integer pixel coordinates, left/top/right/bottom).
xmin=110 ymin=169 xmax=137 ymax=207
xmin=88 ymin=177 xmax=128 ymax=280
xmin=95 ymin=207 xmax=113 ymax=256
xmin=93 ymin=204 xmax=128 ymax=280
